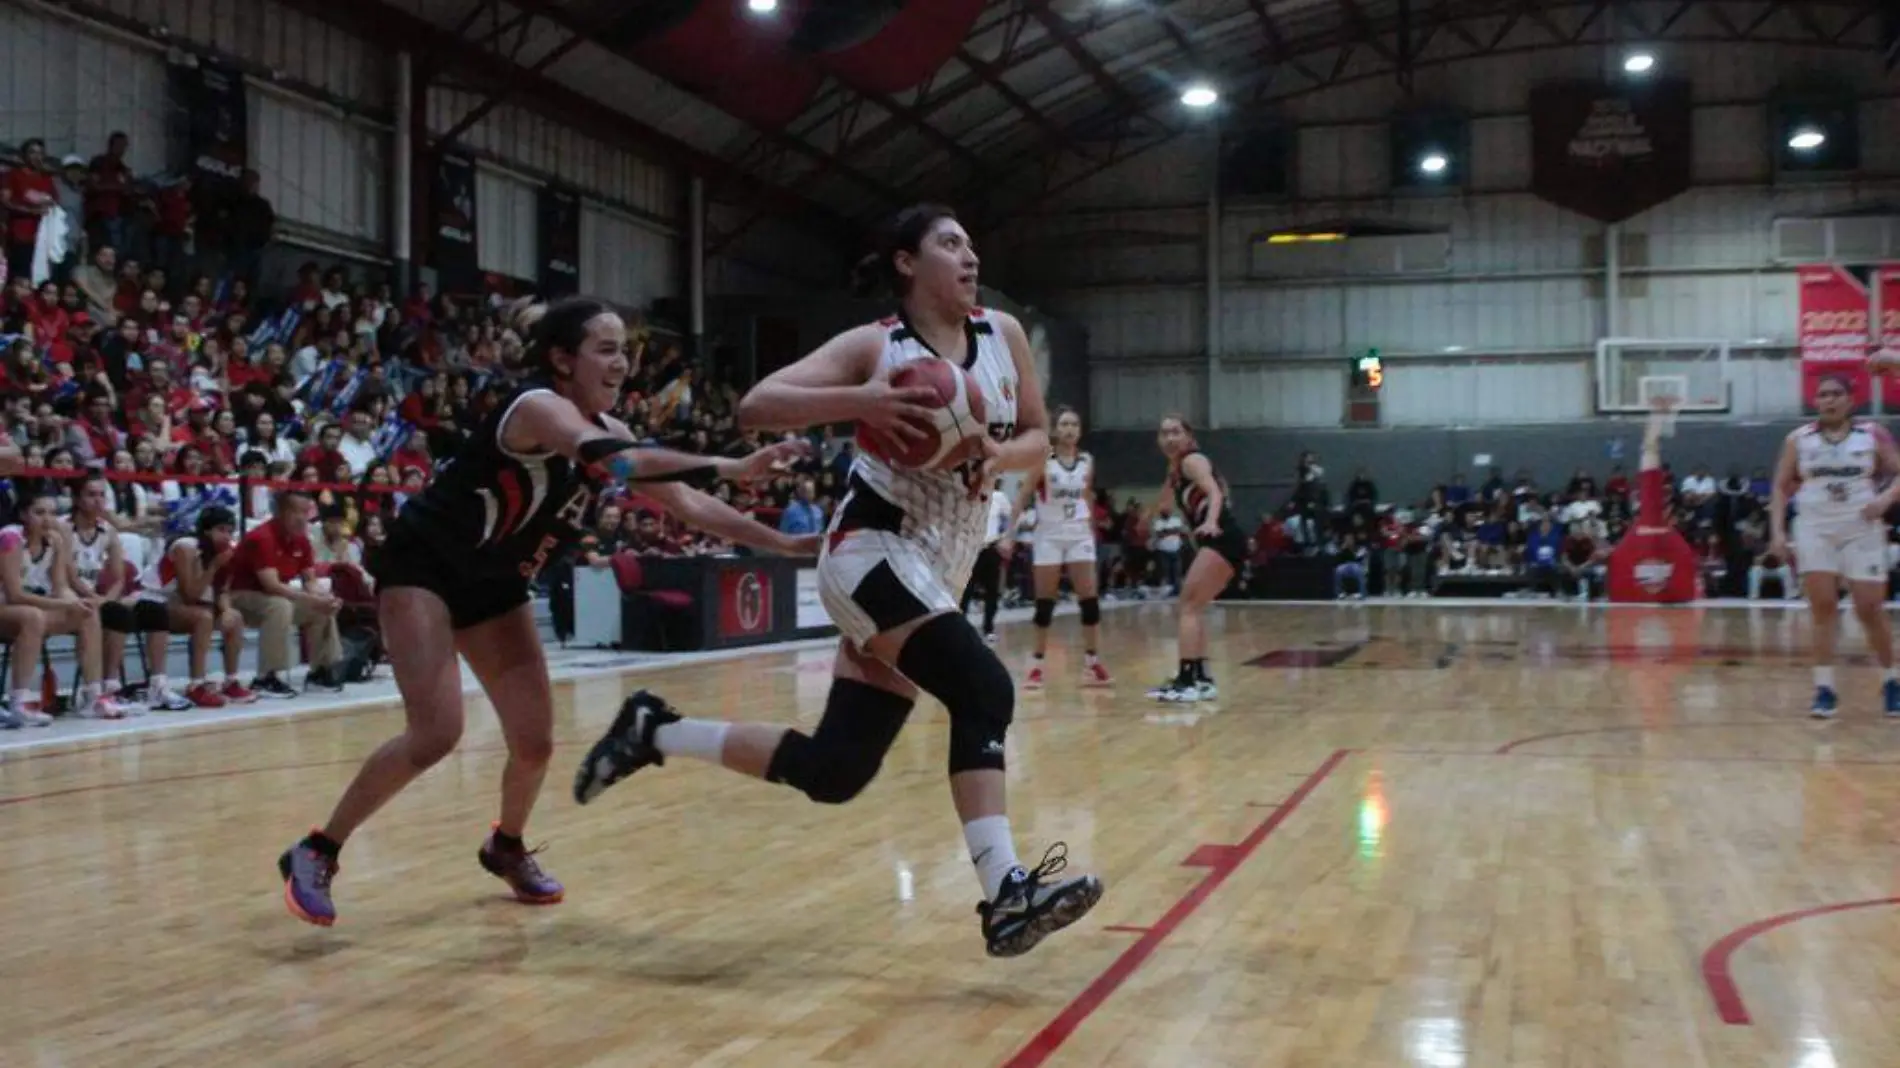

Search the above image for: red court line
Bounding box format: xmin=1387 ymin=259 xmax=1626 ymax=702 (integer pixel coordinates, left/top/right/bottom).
xmin=1702 ymin=897 xmax=1900 ymax=1024
xmin=1496 ymin=721 xmax=1772 ymax=754
xmin=999 ymin=748 xmax=1352 ymax=1068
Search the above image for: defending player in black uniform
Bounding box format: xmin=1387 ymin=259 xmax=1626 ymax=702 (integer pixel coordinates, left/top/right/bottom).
xmin=1151 ymin=415 xmax=1247 ymax=703
xmin=278 ymin=297 xmax=811 ymax=927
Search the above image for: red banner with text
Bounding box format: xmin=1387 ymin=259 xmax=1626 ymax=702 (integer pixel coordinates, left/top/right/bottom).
xmin=1880 ymin=266 xmax=1900 ymax=364
xmin=1799 ymin=264 xmax=1873 ymax=411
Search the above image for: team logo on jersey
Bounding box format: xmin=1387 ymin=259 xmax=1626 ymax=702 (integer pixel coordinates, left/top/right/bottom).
xmin=737 ymin=572 xmax=766 ymax=633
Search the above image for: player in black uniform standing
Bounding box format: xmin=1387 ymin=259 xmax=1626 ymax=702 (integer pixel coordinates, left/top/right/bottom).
xmin=1152 ymin=414 xmax=1247 ymax=703
xmin=278 ymin=297 xmax=811 ymax=927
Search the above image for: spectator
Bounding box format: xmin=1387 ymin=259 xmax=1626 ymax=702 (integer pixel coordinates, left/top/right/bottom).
xmin=1332 ymin=532 xmax=1368 ymax=599
xmin=1149 ymin=499 xmax=1187 ymax=595
xmin=85 ymin=132 xmax=132 ymax=254
xmin=777 ymin=479 xmax=824 ymax=535
xmin=4 ymin=139 xmax=56 ymax=282
xmin=227 ymin=491 xmax=346 ymax=697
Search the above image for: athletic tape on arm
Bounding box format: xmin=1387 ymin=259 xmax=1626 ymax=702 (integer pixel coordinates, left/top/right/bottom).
xmin=578 ymin=438 xmax=720 ymax=488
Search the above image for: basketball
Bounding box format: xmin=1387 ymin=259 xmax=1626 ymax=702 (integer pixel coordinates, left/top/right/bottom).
xmin=856 ymin=359 xmax=989 ymax=470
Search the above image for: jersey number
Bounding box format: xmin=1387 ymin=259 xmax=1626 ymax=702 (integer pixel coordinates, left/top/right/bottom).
xmin=1827 ymin=482 xmax=1850 ymax=503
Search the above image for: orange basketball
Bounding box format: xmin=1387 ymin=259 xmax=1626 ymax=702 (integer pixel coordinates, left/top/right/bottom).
xmin=856 ymin=359 xmax=988 ymax=470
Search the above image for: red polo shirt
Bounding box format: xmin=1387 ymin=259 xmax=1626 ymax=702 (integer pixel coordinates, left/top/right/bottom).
xmin=229 ymin=518 xmax=315 ymax=593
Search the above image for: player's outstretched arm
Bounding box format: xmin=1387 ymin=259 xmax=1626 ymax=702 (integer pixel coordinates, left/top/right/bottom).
xmin=504 ymin=391 xmax=773 ymax=487
xmin=641 ymin=480 xmax=818 ymax=557
xmin=736 ymin=325 xmax=938 ymax=440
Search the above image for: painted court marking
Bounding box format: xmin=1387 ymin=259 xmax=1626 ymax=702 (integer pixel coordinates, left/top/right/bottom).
xmin=999 ymin=748 xmax=1352 ymax=1068
xmin=1702 ymin=897 xmax=1900 ymax=1024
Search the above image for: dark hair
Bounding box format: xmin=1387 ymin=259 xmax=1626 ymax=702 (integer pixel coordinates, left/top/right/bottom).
xmin=512 ymin=296 xmax=612 ymax=376
xmin=1817 ymin=373 xmax=1856 ymax=395
xmin=1052 ymin=404 xmax=1080 ymax=423
xmin=851 ymin=203 xmax=959 ymax=299
xmin=196 ymin=505 xmax=235 ymax=538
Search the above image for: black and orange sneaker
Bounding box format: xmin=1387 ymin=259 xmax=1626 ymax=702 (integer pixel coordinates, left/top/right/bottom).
xmin=477 ymin=824 xmax=564 ymax=905
xmin=278 ymin=832 xmax=340 ymax=926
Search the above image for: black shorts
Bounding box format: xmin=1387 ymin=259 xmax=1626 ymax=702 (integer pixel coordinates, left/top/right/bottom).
xmin=100 ymin=599 xmax=171 ymax=634
xmin=1196 ymin=530 xmax=1248 ymax=571
xmin=368 ymin=530 xmax=531 ymax=631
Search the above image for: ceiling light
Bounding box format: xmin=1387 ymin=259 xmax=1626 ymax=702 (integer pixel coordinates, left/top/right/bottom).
xmin=1623 ymin=52 xmax=1655 ymax=73
xmin=1180 ymin=85 xmax=1218 ymax=108
xmin=746 ymin=0 xmax=777 ymax=12
xmin=1788 ymin=128 xmax=1826 ymax=150
xmin=1418 ymin=152 xmax=1449 ymax=175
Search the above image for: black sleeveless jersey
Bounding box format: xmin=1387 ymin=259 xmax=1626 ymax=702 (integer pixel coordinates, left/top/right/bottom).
xmin=389 ymin=381 xmax=607 ymax=582
xmin=1173 ymin=451 xmax=1246 ymax=548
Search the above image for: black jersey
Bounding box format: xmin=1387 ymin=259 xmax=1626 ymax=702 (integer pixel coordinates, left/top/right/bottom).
xmin=1172 ymin=451 xmax=1246 ymax=551
xmin=390 ymin=382 xmax=607 ymax=582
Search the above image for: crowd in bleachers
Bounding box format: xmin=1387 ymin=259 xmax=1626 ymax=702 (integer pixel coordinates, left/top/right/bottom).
xmin=0 ymin=130 xmax=866 ymax=724
xmin=1236 ymin=453 xmax=1815 ymax=601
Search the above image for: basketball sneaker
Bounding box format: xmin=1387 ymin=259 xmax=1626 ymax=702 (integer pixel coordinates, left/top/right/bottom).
xmin=572 ymin=689 xmax=681 ymax=804
xmin=1023 ymin=661 xmax=1045 ymax=691
xmin=477 ymin=824 xmax=564 ymax=904
xmin=278 ymin=833 xmax=340 ymax=926
xmin=1081 ymin=660 xmax=1112 ymax=687
xmin=1884 ymin=679 xmax=1900 ymax=717
xmin=1811 ymin=686 xmax=1838 ymax=720
xmin=977 ymin=843 xmax=1104 ymax=958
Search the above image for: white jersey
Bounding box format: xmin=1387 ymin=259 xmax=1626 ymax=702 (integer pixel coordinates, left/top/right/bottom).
xmin=983 ymin=490 xmax=1012 ymax=548
xmin=834 ymin=309 xmax=1021 ymax=591
xmin=1038 ymin=451 xmax=1094 ymax=543
xmin=1 ymin=526 xmax=57 ymax=597
xmin=69 ymin=522 xmax=117 ymax=593
xmin=1793 ymin=421 xmax=1885 ymax=536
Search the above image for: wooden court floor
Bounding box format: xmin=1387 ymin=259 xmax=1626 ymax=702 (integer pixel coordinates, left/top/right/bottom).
xmin=4 ymin=601 xmax=1900 ymax=1068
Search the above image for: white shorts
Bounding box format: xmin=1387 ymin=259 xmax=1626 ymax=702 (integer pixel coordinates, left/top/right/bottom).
xmin=818 ymin=530 xmax=965 ymax=648
xmin=1031 ymin=534 xmax=1097 ymax=568
xmin=1794 ymin=523 xmax=1888 ymax=583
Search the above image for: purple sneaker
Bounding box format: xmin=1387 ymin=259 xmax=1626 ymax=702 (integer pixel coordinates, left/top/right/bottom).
xmin=278 ymin=834 xmax=340 ymax=926
xmin=477 ymin=824 xmax=564 ymax=904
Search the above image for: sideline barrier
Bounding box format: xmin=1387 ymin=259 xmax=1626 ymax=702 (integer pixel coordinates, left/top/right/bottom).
xmin=578 ymin=554 xmax=837 ymax=652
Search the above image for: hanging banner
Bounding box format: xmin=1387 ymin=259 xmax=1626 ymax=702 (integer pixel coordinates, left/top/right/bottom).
xmin=1529 ymin=78 xmax=1693 ymax=223
xmin=170 ymin=60 xmax=248 ymax=196
xmin=537 ymin=185 xmax=582 ymax=299
xmin=431 ymin=150 xmax=480 ymax=295
xmin=1798 ymin=264 xmax=1873 ymax=411
xmin=1881 ymin=266 xmax=1900 ymax=361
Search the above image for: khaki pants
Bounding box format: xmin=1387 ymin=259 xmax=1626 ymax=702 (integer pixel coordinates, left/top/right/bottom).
xmin=230 ymin=591 xmax=342 ymax=675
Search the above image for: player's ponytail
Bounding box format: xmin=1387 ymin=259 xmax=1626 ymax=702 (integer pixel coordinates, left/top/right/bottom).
xmin=518 ymin=296 xmax=611 ymax=378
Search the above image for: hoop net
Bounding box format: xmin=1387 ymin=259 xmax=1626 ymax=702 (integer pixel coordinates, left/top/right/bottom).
xmin=1644 ymin=382 xmax=1683 ymax=437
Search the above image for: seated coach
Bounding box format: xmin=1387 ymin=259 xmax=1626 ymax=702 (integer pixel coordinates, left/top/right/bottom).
xmin=228 ymin=490 xmax=346 ymax=697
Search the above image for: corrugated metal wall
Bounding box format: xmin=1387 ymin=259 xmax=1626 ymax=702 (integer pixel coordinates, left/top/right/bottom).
xmin=249 ymin=92 xmax=388 ymax=244
xmin=580 ymin=203 xmax=676 ymax=312
xmin=1004 ymin=41 xmax=1900 ymax=430
xmin=87 ymin=0 xmax=390 ymax=107
xmin=0 ymin=3 xmax=170 ymax=171
xmin=475 ymin=164 xmax=538 ymax=280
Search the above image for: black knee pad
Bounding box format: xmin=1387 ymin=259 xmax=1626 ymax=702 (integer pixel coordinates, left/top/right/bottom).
xmin=1078 ymin=597 xmax=1101 ymax=626
xmin=765 ymin=677 xmax=913 ymax=805
xmin=1033 ymin=598 xmax=1056 ymax=628
xmin=896 ymin=612 xmax=1014 ymax=774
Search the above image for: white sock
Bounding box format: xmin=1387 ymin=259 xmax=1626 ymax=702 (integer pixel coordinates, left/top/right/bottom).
xmin=963 ymin=815 xmax=1022 ymax=901
xmin=1815 ymin=666 xmax=1836 ymax=689
xmin=652 ymin=719 xmax=729 ymax=764
xmin=149 ymin=674 xmax=168 ymax=696
xmin=11 ymin=688 xmax=34 ymax=711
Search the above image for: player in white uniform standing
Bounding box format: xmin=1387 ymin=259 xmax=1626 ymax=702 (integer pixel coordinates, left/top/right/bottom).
xmin=1769 ymin=373 xmax=1900 ymax=718
xmin=574 ymin=204 xmax=1103 ymax=958
xmin=1008 ymin=406 xmax=1111 ymax=689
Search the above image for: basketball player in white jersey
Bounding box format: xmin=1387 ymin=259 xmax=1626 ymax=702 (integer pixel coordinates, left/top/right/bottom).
xmin=1769 ymin=373 xmax=1900 ymax=718
xmin=66 ymin=475 xmax=171 ymax=711
xmin=1007 ymin=405 xmax=1110 ymax=688
xmin=575 ymin=204 xmax=1104 ymax=958
xmin=0 ymin=489 xmax=132 ymax=721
